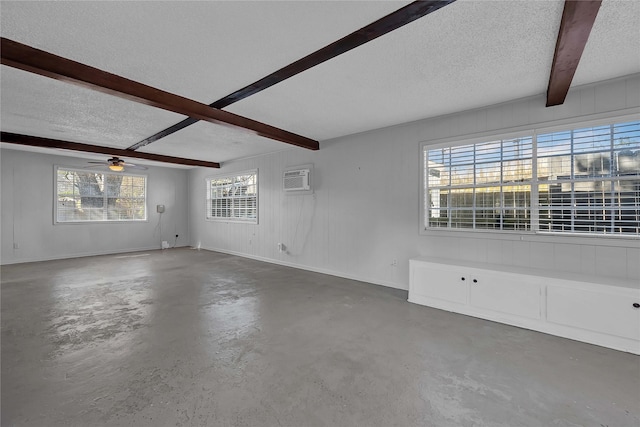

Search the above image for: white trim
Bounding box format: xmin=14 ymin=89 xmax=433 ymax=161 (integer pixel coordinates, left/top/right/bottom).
xmin=420 ymin=113 xmax=640 ymax=241
xmin=420 ymin=109 xmax=640 ymax=151
xmin=0 ymin=245 xmax=188 ymax=265
xmin=423 ymin=128 xmax=534 ymax=151
xmin=205 ymin=168 xmax=259 ymax=224
xmin=420 ymin=226 xmax=640 ymax=247
xmin=534 ymin=111 xmax=640 ymax=137
xmin=409 ymin=258 xmax=640 ymax=354
xmin=408 ymin=293 xmax=640 ymax=355
xmin=54 ymin=165 xmax=148 ymax=224
xmin=197 ymin=245 xmax=407 ymax=291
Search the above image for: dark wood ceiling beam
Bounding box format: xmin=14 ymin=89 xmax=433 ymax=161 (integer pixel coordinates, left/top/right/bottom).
xmin=0 ymin=37 xmax=318 ymax=151
xmin=128 ymin=0 xmax=457 ymax=150
xmin=0 ymin=132 xmax=221 ymax=168
xmin=546 ymin=0 xmax=601 ymax=107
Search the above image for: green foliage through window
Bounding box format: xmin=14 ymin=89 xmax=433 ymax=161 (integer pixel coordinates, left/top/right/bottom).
xmin=56 ymin=168 xmax=146 ymax=222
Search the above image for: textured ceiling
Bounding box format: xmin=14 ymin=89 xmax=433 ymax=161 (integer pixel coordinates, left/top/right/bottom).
xmin=1 ymin=0 xmax=639 ymax=167
xmin=0 ymin=67 xmax=185 ymax=148
xmin=227 ymin=0 xmax=566 ymax=140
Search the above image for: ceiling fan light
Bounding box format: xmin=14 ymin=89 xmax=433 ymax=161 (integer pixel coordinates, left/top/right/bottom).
xmin=109 ymin=164 xmax=124 ymax=172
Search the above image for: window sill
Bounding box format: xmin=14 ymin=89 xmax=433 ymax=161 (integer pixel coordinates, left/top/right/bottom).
xmin=421 ymin=227 xmax=640 ymax=248
xmin=54 ymin=219 xmax=149 ymax=225
xmin=205 ymin=218 xmax=258 ymax=225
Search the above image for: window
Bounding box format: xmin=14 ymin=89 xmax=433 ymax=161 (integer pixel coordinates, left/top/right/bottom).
xmin=206 ymin=170 xmax=258 ymax=223
xmin=423 ymin=119 xmax=640 ymax=236
xmin=56 ymin=168 xmax=146 ymax=223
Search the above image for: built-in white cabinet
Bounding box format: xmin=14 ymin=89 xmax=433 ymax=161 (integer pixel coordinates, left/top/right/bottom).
xmin=469 ymin=270 xmax=542 ymax=320
xmin=410 ymin=262 xmax=468 ymax=305
xmin=409 ymin=257 xmax=640 ymax=354
xmin=547 ymin=284 xmax=640 ymax=341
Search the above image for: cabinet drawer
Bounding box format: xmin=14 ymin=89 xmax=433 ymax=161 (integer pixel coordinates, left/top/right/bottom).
xmin=547 ymin=286 xmax=640 ymax=340
xmin=410 ymin=263 xmax=468 ymax=304
xmin=469 ymin=272 xmax=542 ymax=319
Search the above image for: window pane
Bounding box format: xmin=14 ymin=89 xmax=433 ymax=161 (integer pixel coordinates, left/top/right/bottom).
xmin=427 ymin=189 xmax=444 ymax=218
xmin=56 ymin=169 xmax=146 ymax=223
xmin=475 ymin=209 xmax=501 ymax=229
xmin=428 ymin=211 xmax=449 ymax=228
xmin=451 ymin=165 xmax=474 ymax=185
xmin=206 ymin=171 xmax=258 ymax=222
xmin=426 ymin=138 xmax=532 ymax=231
xmin=574 ymin=152 xmax=612 ymax=178
xmin=450 ymin=144 xmax=474 ymax=185
xmin=424 ymin=120 xmax=639 ymax=235
xmin=573 ymin=125 xmax=611 ymax=154
xmin=616 ymin=150 xmax=640 ymax=176
xmin=613 ymin=208 xmax=640 ymax=234
xmin=450 ymin=188 xmax=473 ymax=209
xmin=503 ymin=185 xmax=531 ymax=209
xmin=539 ymin=183 xmax=568 ymax=207
xmin=475 ymin=160 xmax=501 ymax=185
xmin=538 ymin=131 xmax=572 ymax=181
xmin=449 ymin=210 xmax=474 ymax=228
xmin=475 ymin=187 xmax=501 ymax=209
xmin=538 ymin=208 xmax=573 ymax=232
xmin=538 ymin=155 xmax=571 ymax=182
xmin=501 ymin=209 xmax=531 ymax=231
xmin=614 ymin=123 xmax=640 ymax=176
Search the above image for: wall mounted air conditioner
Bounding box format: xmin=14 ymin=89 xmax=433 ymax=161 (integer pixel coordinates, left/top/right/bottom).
xmin=283 ymin=168 xmax=311 ymax=192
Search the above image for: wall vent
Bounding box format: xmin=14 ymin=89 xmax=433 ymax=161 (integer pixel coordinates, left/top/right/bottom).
xmin=283 ymin=169 xmax=310 ymax=192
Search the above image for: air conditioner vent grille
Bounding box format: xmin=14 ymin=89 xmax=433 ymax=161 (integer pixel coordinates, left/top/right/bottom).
xmin=283 ymin=169 xmax=310 ymax=191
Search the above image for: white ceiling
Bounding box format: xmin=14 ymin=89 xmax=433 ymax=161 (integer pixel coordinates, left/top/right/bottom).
xmin=1 ymin=0 xmax=639 ymax=167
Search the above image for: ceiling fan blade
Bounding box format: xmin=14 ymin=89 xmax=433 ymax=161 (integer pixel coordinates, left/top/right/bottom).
xmin=124 ymin=163 xmax=148 ymax=170
xmin=87 ymin=161 xmax=107 ymax=164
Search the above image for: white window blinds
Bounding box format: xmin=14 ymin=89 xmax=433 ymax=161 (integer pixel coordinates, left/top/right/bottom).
xmin=426 ymin=137 xmax=533 ymax=231
xmin=206 ymin=171 xmax=258 ymax=223
xmin=424 ymin=119 xmax=639 ymax=236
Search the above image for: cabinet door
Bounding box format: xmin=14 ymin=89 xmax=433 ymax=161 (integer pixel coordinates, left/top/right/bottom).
xmin=468 ymin=270 xmax=542 ymax=319
xmin=410 ymin=262 xmax=468 ymax=304
xmin=547 ymin=285 xmax=640 ymax=340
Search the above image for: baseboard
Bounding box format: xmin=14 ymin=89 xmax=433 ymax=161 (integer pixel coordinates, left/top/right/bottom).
xmin=408 ymin=293 xmax=640 ymax=355
xmin=199 ymin=245 xmax=407 ymax=291
xmin=0 ymin=244 xmax=189 ymax=265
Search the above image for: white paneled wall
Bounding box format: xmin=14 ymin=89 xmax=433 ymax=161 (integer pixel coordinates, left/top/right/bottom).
xmin=1 ymin=149 xmax=189 ymax=264
xmin=190 ymin=74 xmax=640 ymax=290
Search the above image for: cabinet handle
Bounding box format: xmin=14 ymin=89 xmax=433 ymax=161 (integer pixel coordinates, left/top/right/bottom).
xmin=473 ymin=279 xmax=478 ymax=283
xmin=633 ymin=303 xmax=640 ymax=309
xmin=461 ymin=277 xmax=466 ymax=281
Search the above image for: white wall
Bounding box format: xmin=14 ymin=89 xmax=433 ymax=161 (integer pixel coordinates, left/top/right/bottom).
xmin=1 ymin=148 xmax=189 ymax=264
xmin=189 ymin=74 xmax=640 ymax=290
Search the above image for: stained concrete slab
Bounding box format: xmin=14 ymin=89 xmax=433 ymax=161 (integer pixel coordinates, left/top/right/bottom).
xmin=1 ymin=248 xmax=639 ymax=427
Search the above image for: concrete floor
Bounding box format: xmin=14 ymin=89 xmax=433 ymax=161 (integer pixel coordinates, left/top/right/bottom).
xmin=1 ymin=249 xmax=639 ymax=427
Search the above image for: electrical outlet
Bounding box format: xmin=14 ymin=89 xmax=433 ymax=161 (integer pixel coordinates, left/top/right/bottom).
xmin=391 ymin=259 xmax=398 ymax=267
xmin=13 ymin=243 xmax=19 ymax=249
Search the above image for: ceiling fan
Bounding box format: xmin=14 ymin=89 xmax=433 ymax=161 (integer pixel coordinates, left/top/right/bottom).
xmin=87 ymin=157 xmax=148 ymax=172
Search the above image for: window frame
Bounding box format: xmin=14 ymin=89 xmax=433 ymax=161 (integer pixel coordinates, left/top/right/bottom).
xmin=54 ymin=165 xmax=148 ymax=225
xmin=420 ymin=114 xmax=640 ymax=241
xmin=205 ymin=169 xmax=258 ymax=224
